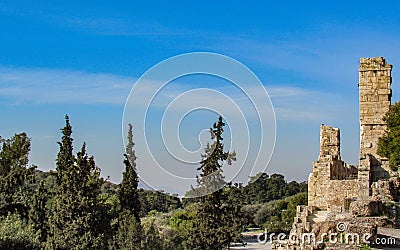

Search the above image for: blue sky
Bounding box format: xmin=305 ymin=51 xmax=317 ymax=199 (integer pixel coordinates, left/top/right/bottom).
xmin=1 ymin=1 xmax=400 ymax=194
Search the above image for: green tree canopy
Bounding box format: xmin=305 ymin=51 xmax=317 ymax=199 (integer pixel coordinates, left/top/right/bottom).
xmin=378 ymin=102 xmax=400 ymax=171
xmin=186 ymin=116 xmax=242 ymax=250
xmin=47 ymin=116 xmax=107 ymax=249
xmin=0 ymin=133 xmax=35 ymax=218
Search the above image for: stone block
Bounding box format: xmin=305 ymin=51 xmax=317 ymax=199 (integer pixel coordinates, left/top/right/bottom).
xmin=349 ymin=200 xmax=382 ymax=217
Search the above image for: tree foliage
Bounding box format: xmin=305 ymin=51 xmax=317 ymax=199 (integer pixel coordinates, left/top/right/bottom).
xmin=28 ymin=180 xmax=48 ymax=242
xmin=378 ymin=101 xmax=400 ymax=171
xmin=186 ymin=116 xmax=242 ymax=249
xmin=47 ymin=116 xmax=107 ymax=249
xmin=142 ymin=219 xmax=163 ymax=250
xmin=119 ymin=124 xmax=141 ymax=219
xmin=0 ymin=212 xmax=41 ymax=250
xmin=114 ymin=123 xmax=142 ymax=249
xmin=242 ymin=172 xmax=307 ymax=204
xmin=0 ymin=133 xmax=35 ymax=218
xmin=113 ymin=210 xmax=142 ymax=250
xmin=253 ymin=192 xmax=307 ymax=233
xmin=139 ymin=189 xmax=182 ymax=217
xmin=0 ymin=115 xmax=310 ymax=249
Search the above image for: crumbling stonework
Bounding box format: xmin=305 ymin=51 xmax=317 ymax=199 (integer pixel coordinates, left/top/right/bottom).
xmin=349 ymin=200 xmax=382 ymax=217
xmin=308 ymin=57 xmax=394 ymax=209
xmin=287 ymin=57 xmax=400 ymax=250
xmin=308 ymin=125 xmax=358 ymax=211
xmin=372 ymin=177 xmax=400 ymax=202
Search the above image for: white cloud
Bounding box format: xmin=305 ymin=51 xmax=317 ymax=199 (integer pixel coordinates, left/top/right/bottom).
xmin=267 ymin=86 xmax=312 ymax=98
xmin=0 ymin=66 xmax=348 ymax=122
xmin=0 ymin=67 xmax=135 ymax=105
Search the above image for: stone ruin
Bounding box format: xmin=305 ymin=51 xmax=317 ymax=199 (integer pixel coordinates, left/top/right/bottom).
xmin=284 ymin=57 xmax=400 ymax=250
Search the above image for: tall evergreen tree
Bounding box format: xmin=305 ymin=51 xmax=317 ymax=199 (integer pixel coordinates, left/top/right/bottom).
xmin=55 ymin=115 xmax=74 ymax=185
xmin=115 ymin=123 xmax=142 ymax=249
xmin=119 ymin=124 xmax=140 ymax=219
xmin=126 ymin=124 xmax=137 ymax=172
xmin=186 ymin=116 xmax=241 ymax=250
xmin=47 ymin=116 xmax=106 ymax=249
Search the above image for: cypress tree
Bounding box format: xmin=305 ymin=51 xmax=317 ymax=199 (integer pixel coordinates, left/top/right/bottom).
xmin=47 ymin=116 xmax=106 ymax=249
xmin=55 ymin=115 xmax=74 ymax=186
xmin=115 ymin=123 xmax=142 ymax=249
xmin=126 ymin=124 xmax=137 ymax=172
xmin=119 ymin=124 xmax=140 ymax=219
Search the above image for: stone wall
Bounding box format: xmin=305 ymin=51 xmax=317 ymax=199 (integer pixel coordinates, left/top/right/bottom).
xmin=359 ymin=57 xmax=392 ymax=156
xmin=308 ymin=178 xmax=358 ymax=212
xmin=319 ymin=125 xmax=340 ymax=158
xmin=358 ymin=57 xmax=392 ymax=198
xmin=308 ymin=125 xmax=358 ymax=211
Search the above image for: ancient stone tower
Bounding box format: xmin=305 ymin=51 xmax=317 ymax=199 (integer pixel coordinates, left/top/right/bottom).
xmin=359 ymin=57 xmax=392 ymax=156
xmin=358 ymin=57 xmax=392 ymax=198
xmin=308 ymin=57 xmax=394 ymax=210
xmin=290 ymin=57 xmax=400 ymax=250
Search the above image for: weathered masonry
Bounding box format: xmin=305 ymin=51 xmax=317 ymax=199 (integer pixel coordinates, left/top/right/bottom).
xmin=358 ymin=57 xmax=393 ymax=198
xmin=308 ymin=57 xmax=394 ymax=211
xmin=308 ymin=125 xmax=358 ymax=211
xmin=288 ymin=57 xmax=400 ymax=250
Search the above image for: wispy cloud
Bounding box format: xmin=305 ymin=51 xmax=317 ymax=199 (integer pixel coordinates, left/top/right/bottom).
xmin=0 ymin=66 xmax=348 ymax=122
xmin=0 ymin=67 xmax=135 ymax=105
xmin=267 ymin=86 xmax=312 ymax=98
xmin=266 ymin=85 xmax=350 ymax=122
xmin=201 ymin=30 xmax=400 ymax=93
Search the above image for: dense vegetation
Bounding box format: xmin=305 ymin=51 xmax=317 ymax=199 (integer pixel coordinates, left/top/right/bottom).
xmin=378 ymin=101 xmax=400 ymax=171
xmin=0 ymin=116 xmax=307 ymax=249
